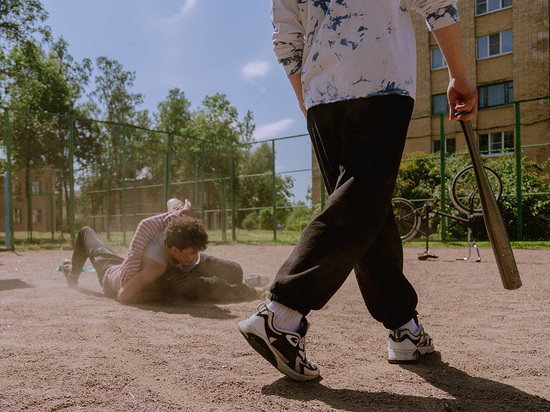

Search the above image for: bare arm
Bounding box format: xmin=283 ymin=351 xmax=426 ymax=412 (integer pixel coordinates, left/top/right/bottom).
xmin=432 ymin=22 xmax=478 ymax=121
xmin=289 ymin=72 xmax=307 ymax=118
xmin=117 ymin=256 xmax=167 ymax=304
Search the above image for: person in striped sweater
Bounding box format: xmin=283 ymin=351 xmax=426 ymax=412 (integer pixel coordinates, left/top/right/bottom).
xmin=61 ymin=199 xmax=268 ymax=304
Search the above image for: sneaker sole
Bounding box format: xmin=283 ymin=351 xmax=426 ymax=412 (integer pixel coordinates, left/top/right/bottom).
xmin=387 ymin=346 xmax=435 ymax=364
xmin=237 ymin=321 xmax=318 ymax=382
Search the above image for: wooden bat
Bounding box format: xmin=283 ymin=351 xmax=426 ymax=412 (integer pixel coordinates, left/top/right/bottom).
xmin=458 ymin=117 xmax=522 ymax=290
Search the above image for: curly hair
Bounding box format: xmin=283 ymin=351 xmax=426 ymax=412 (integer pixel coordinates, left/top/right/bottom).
xmin=165 ymin=216 xmax=208 ymax=251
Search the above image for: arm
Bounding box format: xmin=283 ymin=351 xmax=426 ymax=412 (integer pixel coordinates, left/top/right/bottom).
xmin=272 ymin=0 xmax=306 ymax=115
xmin=289 ymin=72 xmax=307 ymax=118
xmin=432 ymin=23 xmax=478 ymax=121
xmin=117 ymin=256 xmax=167 ymax=304
xmin=408 ymin=0 xmax=477 ymax=121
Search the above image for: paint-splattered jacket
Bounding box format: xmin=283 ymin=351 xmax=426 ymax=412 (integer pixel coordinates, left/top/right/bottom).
xmin=271 ymin=0 xmax=459 ymax=109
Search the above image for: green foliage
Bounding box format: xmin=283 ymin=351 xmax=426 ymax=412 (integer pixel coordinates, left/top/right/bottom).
xmin=241 ymin=213 xmax=259 ymax=231
xmin=235 ymin=142 xmax=294 ymax=229
xmin=285 ymin=201 xmax=313 ymax=232
xmin=0 ymin=0 xmax=49 ymax=49
xmin=395 ymin=152 xmax=550 ymax=241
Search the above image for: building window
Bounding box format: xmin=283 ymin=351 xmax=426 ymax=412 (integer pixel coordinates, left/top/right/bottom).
xmin=432 ymin=138 xmax=456 ymax=154
xmin=477 ymin=30 xmax=513 ymax=59
xmin=32 ymin=180 xmax=41 ymax=194
xmin=12 ymin=179 xmax=21 ymax=195
xmin=32 ymin=209 xmax=42 ymax=225
xmin=478 ymin=81 xmax=514 ymax=108
xmin=476 ymin=0 xmax=512 ymax=16
xmin=14 ymin=209 xmax=22 ymax=224
xmin=431 ymin=48 xmax=447 ymax=70
xmin=432 ymin=93 xmax=448 ymax=115
xmin=479 ymin=131 xmax=514 ymax=155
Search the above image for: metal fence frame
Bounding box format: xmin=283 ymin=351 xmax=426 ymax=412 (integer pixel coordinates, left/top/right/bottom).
xmin=1 ymin=96 xmax=549 ymax=249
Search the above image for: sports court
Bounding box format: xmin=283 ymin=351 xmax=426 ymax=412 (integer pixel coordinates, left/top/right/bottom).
xmin=1 ymin=244 xmax=548 ymax=410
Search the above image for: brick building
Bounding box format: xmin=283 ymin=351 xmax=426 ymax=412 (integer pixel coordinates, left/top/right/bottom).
xmin=313 ymin=0 xmax=549 ymax=205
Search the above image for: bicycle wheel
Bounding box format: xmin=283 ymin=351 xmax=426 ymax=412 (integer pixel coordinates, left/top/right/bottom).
xmin=392 ymin=197 xmax=421 ymax=242
xmin=449 ymin=166 xmax=503 ymax=216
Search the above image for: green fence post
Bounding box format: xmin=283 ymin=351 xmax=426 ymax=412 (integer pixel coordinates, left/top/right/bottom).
xmin=272 ymin=139 xmax=277 ymax=240
xmin=514 ymin=102 xmax=523 ymax=241
xmin=164 ymin=133 xmax=173 ymax=206
xmin=27 ymin=166 xmax=33 ymax=241
xmin=4 ymin=110 xmax=14 ymax=249
xmin=122 ymin=127 xmax=127 ymax=245
xmin=82 ymin=186 xmax=86 ymax=227
xmin=201 ymin=141 xmax=205 ymax=221
xmin=194 ymin=153 xmax=199 ymax=209
xmin=439 ymin=114 xmax=447 ymax=241
xmin=49 ymin=171 xmax=54 ymax=241
xmin=221 ymin=177 xmax=227 ymax=242
xmin=230 ymin=146 xmax=236 ymax=241
xmin=69 ymin=116 xmax=76 ymax=245
xmin=133 ymin=160 xmax=138 ymax=230
xmin=106 ymin=164 xmax=111 ymax=241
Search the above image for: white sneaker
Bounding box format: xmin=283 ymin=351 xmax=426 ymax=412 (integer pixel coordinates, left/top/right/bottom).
xmin=237 ymin=302 xmax=319 ymax=381
xmin=387 ymin=324 xmax=434 ymax=364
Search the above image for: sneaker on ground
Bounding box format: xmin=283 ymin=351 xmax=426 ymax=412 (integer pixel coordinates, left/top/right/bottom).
xmin=237 ymin=302 xmax=319 ymax=381
xmin=61 ymin=259 xmax=78 ymax=288
xmin=387 ymin=324 xmax=434 ymax=364
xmin=242 ymin=273 xmax=270 ymax=288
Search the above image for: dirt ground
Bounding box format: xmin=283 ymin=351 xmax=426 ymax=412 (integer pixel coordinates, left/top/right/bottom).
xmin=0 ymin=244 xmax=549 ymax=411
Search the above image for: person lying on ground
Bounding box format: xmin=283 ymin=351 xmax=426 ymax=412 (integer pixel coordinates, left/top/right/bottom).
xmin=60 ymin=198 xmax=269 ymax=304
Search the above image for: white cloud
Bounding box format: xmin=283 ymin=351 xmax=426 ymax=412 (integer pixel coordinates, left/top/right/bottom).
xmin=171 ymin=0 xmax=199 ymax=21
xmin=242 ymin=60 xmax=272 ymax=80
xmin=253 ymin=119 xmax=295 ymax=141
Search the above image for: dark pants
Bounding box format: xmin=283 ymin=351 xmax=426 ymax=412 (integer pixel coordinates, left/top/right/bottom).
xmin=72 ymin=226 xmax=256 ymax=301
xmin=158 ymin=255 xmax=257 ymax=302
xmin=71 ymin=226 xmax=123 ymax=285
xmin=270 ymin=95 xmax=418 ymax=330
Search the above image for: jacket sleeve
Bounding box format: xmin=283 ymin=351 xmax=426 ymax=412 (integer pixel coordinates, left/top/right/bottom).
xmin=405 ymin=0 xmax=460 ymax=31
xmin=271 ymin=0 xmax=305 ymax=76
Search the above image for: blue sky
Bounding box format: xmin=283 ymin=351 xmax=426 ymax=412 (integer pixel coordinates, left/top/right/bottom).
xmin=41 ymin=0 xmax=308 ymax=141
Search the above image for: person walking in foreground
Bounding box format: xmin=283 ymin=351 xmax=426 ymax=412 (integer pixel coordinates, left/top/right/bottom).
xmin=61 ymin=198 xmax=269 ymax=303
xmin=238 ymin=0 xmax=478 ymax=381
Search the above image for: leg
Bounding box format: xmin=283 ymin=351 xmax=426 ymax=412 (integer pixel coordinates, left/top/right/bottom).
xmin=157 ymin=264 xmax=256 ymax=302
xmin=270 ymin=95 xmax=417 ymax=327
xmin=189 ymin=254 xmax=244 ymax=284
xmin=70 ymin=226 xmax=124 ymax=286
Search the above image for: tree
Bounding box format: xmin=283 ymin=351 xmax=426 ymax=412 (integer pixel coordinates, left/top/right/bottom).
xmin=168 ymin=93 xmax=254 ymax=225
xmin=236 ymin=142 xmax=294 ymax=230
xmin=154 ymin=88 xmax=192 ymax=136
xmin=0 ymin=0 xmax=49 ymax=47
xmin=2 ymin=37 xmax=96 ymax=235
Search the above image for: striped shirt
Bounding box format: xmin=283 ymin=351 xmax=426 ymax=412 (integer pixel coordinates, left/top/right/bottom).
xmin=102 ymin=210 xmax=186 ymax=297
xmin=271 ymin=0 xmax=460 ymax=108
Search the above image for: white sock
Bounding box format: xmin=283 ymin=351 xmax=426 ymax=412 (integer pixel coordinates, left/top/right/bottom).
xmin=397 ymin=318 xmax=419 ymax=334
xmin=267 ymin=301 xmax=302 ymax=333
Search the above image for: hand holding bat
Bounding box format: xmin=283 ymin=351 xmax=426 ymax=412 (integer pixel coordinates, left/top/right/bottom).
xmin=456 ymin=112 xmax=522 ymax=290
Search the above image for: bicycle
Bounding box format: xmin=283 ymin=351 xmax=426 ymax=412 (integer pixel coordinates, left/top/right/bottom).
xmin=392 ymin=165 xmax=503 ymax=261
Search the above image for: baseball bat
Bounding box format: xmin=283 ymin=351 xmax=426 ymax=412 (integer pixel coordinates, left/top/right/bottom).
xmin=458 ymin=116 xmax=522 ymax=290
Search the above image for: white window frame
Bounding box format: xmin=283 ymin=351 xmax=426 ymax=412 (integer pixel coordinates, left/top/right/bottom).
xmin=32 ymin=209 xmax=43 ymax=225
xmin=478 ymin=81 xmax=514 ymax=109
xmin=431 ymin=48 xmax=447 ymax=70
xmin=432 ymin=138 xmax=456 ymax=154
xmin=432 ymin=93 xmax=449 ymax=115
xmin=477 ymin=30 xmax=513 ymax=60
xmin=479 ymin=131 xmax=515 ymax=156
xmin=32 ymin=180 xmax=41 ymax=194
xmin=476 ymin=0 xmax=512 ymax=16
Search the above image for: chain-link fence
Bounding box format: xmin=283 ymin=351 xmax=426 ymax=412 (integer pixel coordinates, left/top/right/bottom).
xmin=1 ymin=96 xmax=549 ymax=250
